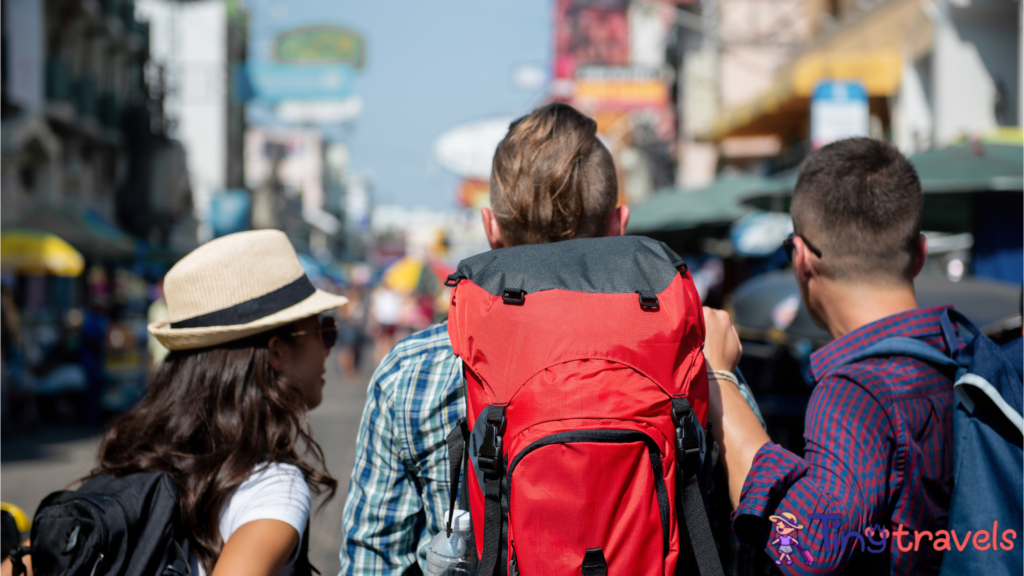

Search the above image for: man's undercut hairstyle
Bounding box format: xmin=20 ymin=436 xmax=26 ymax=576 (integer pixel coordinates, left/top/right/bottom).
xmin=791 ymin=137 xmax=923 ymax=284
xmin=490 ymin=103 xmax=619 ymax=246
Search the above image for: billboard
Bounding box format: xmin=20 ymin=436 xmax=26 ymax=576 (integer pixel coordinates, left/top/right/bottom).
xmin=574 ymin=66 xmax=669 ymax=110
xmin=273 ymin=26 xmax=366 ymax=68
xmin=554 ymin=0 xmax=630 ymax=81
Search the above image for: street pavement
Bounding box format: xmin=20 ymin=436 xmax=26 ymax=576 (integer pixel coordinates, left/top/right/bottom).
xmin=0 ymin=350 xmax=372 ymax=576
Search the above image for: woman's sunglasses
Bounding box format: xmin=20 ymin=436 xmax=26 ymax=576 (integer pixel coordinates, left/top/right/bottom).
xmin=288 ymin=317 xmax=339 ymax=349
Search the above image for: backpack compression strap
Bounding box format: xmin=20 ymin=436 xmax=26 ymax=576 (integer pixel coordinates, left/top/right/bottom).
xmin=673 ymin=398 xmax=725 ymax=576
xmin=445 ymin=418 xmax=470 ymax=537
xmin=475 ymin=407 xmax=507 ymax=576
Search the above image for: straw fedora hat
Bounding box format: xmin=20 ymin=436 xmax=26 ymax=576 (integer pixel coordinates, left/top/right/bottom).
xmin=149 ymin=230 xmax=348 ymax=351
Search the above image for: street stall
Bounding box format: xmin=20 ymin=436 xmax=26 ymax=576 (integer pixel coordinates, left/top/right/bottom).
xmin=4 ymin=204 xmax=153 ymax=425
xmin=1 ymin=229 xmax=86 ymax=426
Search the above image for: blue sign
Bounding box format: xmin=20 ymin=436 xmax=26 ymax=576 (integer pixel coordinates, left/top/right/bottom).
xmin=810 ymin=81 xmax=869 ymax=149
xmin=239 ymin=63 xmax=356 ymax=102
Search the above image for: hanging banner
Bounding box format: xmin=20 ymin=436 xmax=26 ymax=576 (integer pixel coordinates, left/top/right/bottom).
xmin=241 ymin=63 xmax=356 ymax=102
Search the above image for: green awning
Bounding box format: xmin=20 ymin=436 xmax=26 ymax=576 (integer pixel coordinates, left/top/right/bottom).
xmin=9 ymin=203 xmax=136 ymax=260
xmin=626 ymin=175 xmax=774 ymax=234
xmin=740 ymin=143 xmax=1023 ymax=212
xmin=912 ymin=142 xmax=1023 ymax=192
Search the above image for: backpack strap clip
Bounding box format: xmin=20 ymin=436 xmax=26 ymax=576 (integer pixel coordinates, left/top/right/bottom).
xmin=637 ymin=290 xmax=659 ymax=309
xmin=444 ymin=273 xmax=465 ymax=287
xmin=501 ymin=289 xmax=525 ymax=305
xmin=671 ymin=397 xmax=700 ymax=459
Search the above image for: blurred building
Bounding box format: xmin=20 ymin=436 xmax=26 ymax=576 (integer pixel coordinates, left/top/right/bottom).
xmin=1 ymin=0 xmax=195 ymax=251
xmin=680 ymin=0 xmax=1020 ymax=172
xmin=244 ymin=126 xmax=344 ymax=260
xmin=370 ymin=205 xmax=488 ymax=267
xmin=135 ymin=0 xmax=229 ymax=243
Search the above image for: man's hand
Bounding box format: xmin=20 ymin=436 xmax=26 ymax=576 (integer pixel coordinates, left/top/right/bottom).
xmin=701 ymin=306 xmax=769 ymax=509
xmin=702 ymin=306 xmax=742 ymax=372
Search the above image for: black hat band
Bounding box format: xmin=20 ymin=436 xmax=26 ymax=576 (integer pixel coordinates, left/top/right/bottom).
xmin=170 ymin=275 xmax=316 ymax=329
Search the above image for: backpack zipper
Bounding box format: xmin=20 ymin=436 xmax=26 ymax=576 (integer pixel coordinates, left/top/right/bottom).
xmin=89 ymin=553 xmax=105 ymax=576
xmin=509 ymin=541 xmax=521 ymax=576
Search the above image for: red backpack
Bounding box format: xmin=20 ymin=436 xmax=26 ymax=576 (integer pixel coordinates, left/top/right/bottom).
xmin=443 ymin=236 xmax=724 ymax=576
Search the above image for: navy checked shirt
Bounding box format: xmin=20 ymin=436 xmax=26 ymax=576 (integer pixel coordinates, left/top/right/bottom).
xmin=734 ymin=306 xmax=957 ymax=576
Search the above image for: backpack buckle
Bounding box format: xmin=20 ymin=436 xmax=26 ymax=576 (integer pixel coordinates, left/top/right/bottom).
xmin=637 ymin=290 xmax=659 ymax=309
xmin=502 ymin=289 xmax=526 ymax=305
xmin=444 ymin=273 xmax=464 ymax=287
xmin=478 ymin=413 xmax=507 ymax=475
xmin=671 ymin=398 xmax=700 ymax=453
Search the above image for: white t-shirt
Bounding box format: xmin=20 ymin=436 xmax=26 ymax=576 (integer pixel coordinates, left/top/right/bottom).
xmin=189 ymin=463 xmax=311 ymax=576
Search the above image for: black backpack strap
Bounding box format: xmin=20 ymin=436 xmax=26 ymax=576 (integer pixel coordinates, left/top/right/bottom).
xmin=445 ymin=418 xmax=470 ymax=537
xmin=672 ymin=398 xmax=725 ymax=576
xmin=475 ymin=406 xmax=506 ymax=576
xmin=8 ymin=545 xmax=30 ymax=576
xmin=162 ymin=540 xmax=191 ymax=576
xmin=293 ymin=519 xmax=320 ymax=576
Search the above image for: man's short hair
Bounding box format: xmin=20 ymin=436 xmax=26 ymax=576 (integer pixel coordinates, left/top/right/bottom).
xmin=791 ymin=137 xmax=923 ymax=284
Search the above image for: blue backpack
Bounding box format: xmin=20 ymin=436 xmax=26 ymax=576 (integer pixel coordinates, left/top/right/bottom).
xmin=839 ymin=308 xmax=1023 ymax=575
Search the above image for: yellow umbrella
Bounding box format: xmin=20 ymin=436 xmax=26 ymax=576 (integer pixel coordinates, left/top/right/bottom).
xmin=383 ymin=257 xmax=426 ymax=294
xmin=1 ymin=228 xmax=86 ymax=277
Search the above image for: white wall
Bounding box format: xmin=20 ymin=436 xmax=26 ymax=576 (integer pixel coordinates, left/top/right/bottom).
xmin=933 ymin=0 xmax=1019 ymax=144
xmin=136 ymin=0 xmax=226 ymax=242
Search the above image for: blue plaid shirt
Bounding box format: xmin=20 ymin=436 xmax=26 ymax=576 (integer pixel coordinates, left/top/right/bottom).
xmin=340 ymin=322 xmax=764 ymax=575
xmin=340 ymin=324 xmax=463 ymax=576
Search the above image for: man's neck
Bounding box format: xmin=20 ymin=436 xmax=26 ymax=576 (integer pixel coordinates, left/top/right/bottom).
xmin=813 ymin=278 xmax=920 ymax=340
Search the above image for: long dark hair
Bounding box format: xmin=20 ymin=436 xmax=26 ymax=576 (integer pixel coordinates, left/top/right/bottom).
xmin=88 ymin=330 xmax=336 ymax=573
xmin=489 ymin=102 xmax=618 ymax=246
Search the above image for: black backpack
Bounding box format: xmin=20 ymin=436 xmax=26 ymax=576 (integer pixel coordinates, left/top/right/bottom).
xmin=9 ymin=472 xmax=190 ymax=576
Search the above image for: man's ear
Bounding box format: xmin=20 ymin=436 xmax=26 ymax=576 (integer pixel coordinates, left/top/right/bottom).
xmin=793 ymin=236 xmax=816 ymax=284
xmin=606 ymin=205 xmax=630 ymax=237
xmin=481 ymin=207 xmax=505 ymax=249
xmin=267 ymin=334 xmax=289 ymax=373
xmin=912 ymin=233 xmax=928 ymax=278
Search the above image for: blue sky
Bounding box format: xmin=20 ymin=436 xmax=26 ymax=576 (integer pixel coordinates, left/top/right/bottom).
xmin=246 ymin=0 xmax=552 ymax=209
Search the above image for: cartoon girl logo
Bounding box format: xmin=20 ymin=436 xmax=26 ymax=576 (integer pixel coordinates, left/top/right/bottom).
xmin=769 ymin=512 xmax=815 ymax=566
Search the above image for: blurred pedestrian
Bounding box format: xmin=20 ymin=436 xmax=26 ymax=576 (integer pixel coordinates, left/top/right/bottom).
xmin=368 ymin=285 xmax=402 ymax=365
xmin=337 ymin=285 xmax=368 ymax=380
xmin=1 ymin=230 xmax=347 ymax=576
xmin=704 ymin=138 xmax=956 ymax=575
